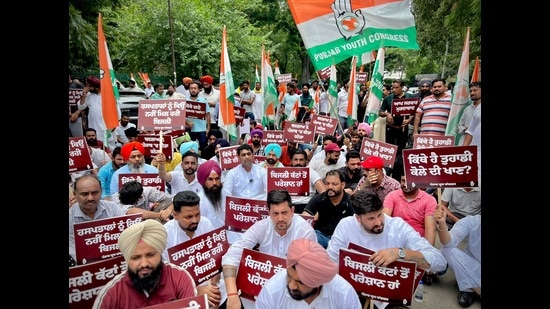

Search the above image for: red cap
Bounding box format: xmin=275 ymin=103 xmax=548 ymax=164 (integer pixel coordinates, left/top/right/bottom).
xmin=361 ymin=155 xmax=384 ymax=169
xmin=324 ymin=143 xmax=342 ymax=152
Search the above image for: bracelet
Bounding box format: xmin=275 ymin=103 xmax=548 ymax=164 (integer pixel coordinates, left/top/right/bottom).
xmin=436 ymin=223 xmax=445 ymax=231
xmin=227 ymin=292 xmax=239 ymax=297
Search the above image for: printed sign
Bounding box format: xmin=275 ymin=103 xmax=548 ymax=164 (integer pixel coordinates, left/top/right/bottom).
xmin=356 ymin=72 xmax=368 ymax=84
xmin=69 ymin=88 xmax=83 ymax=113
xmin=118 ymin=173 xmax=166 ymax=192
xmin=234 ymin=106 xmax=246 ymax=125
xmin=267 ymin=167 xmax=310 ymax=196
xmin=310 ymin=114 xmax=338 ymax=136
xmin=412 ymin=134 xmax=455 ymax=149
xmin=218 ymin=145 xmax=240 ymax=171
xmin=137 ymin=99 xmax=187 ymax=131
xmin=402 ymin=145 xmax=478 ymax=188
xmin=167 ymin=227 xmax=229 ymax=285
xmin=262 ymin=130 xmax=286 ymax=147
xmin=276 ymin=73 xmax=292 ymax=83
xmin=69 ymin=137 xmax=94 ymax=173
xmin=141 ymin=294 xmax=208 ymax=309
xmin=282 ymin=121 xmax=315 ymax=144
xmin=68 ymin=255 xmax=126 ymax=309
xmin=359 ymin=138 xmax=398 ymax=168
xmin=225 ymin=196 xmax=267 ymax=233
xmin=339 ymin=248 xmax=417 ymax=306
xmin=138 ymin=134 xmax=174 ymax=159
xmin=236 ymin=248 xmax=286 ymax=302
xmin=391 ymin=98 xmax=420 ymax=116
xmin=73 ymin=214 xmax=143 ymax=265
xmin=185 ymin=100 xmax=207 ymax=120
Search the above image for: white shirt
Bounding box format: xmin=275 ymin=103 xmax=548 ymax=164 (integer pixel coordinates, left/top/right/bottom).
xmin=162 ymin=216 xmax=215 ymax=262
xmin=308 ymin=157 xmax=345 ymax=180
xmin=167 ymin=171 xmax=203 ymax=195
xmin=199 ymin=88 xmax=220 ymax=124
xmin=337 ymin=88 xmax=349 ymax=117
xmin=326 ymin=214 xmax=447 ymax=309
xmin=255 ymin=269 xmax=361 ymax=309
xmin=222 ymin=164 xmax=268 ymax=201
xmin=114 ymin=122 xmax=136 ymax=145
xmin=222 ymin=214 xmax=316 ymax=267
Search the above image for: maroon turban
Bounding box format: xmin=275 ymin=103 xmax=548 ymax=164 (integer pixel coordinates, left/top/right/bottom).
xmin=121 ymin=141 xmax=145 ymax=160
xmin=86 ymin=76 xmax=100 ymax=88
xmin=197 ymin=160 xmax=222 ymax=186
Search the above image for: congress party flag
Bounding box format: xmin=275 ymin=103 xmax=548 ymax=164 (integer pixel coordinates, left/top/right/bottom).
xmin=261 ymin=47 xmax=278 ymax=128
xmin=288 ymin=98 xmax=300 ymax=122
xmin=365 ymin=47 xmax=385 ymax=124
xmin=98 ymin=13 xmax=120 ymax=130
xmin=347 ymin=56 xmax=358 ymax=126
xmin=218 ymin=25 xmax=238 ymax=141
xmin=328 ymin=64 xmax=339 ymax=120
xmin=287 ymin=0 xmax=418 ymax=71
xmin=445 ymin=27 xmax=471 ymax=145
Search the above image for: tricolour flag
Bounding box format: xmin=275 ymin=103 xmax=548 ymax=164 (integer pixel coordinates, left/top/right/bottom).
xmin=255 ymin=65 xmax=260 ymax=85
xmin=287 ymin=0 xmax=418 ymax=71
xmin=98 ymin=13 xmax=120 ymax=131
xmin=288 ymin=98 xmax=300 ymax=122
xmin=445 ymin=27 xmax=471 ymax=145
xmin=365 ymin=47 xmax=385 ymax=124
xmin=328 ymin=64 xmax=339 ymax=119
xmin=261 ymin=47 xmax=278 ymax=128
xmin=218 ymin=25 xmax=238 ymax=141
xmin=347 ymin=56 xmax=358 ymax=126
xmin=360 ymin=50 xmax=377 ymax=65
xmin=471 ymin=56 xmax=481 ymax=83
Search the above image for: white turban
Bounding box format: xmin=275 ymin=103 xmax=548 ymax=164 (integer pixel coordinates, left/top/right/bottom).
xmin=118 ymin=220 xmax=167 ymax=262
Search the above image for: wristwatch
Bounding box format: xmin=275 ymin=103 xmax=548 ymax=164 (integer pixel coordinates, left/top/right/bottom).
xmin=398 ymin=248 xmax=406 ymax=259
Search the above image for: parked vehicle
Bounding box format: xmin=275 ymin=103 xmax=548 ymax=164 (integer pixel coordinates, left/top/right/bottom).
xmin=118 ymin=89 xmax=147 ymax=125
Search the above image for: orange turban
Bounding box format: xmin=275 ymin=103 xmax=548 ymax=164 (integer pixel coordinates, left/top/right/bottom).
xmin=286 ymin=238 xmax=338 ymax=287
xmin=121 ymin=141 xmax=145 ymax=160
xmin=183 ymin=77 xmax=192 ymax=83
xmin=200 ymin=75 xmax=214 ymax=84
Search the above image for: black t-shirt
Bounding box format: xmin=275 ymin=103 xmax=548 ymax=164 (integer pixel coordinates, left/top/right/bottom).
xmin=304 ymin=192 xmax=354 ymax=236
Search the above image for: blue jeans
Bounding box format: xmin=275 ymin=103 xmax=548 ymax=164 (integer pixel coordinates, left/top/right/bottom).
xmin=245 ymin=112 xmax=255 ymax=120
xmin=315 ymin=230 xmax=331 ymax=249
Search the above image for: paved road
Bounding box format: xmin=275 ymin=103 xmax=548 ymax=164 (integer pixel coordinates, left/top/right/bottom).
xmin=408 ymin=238 xmax=481 ymax=309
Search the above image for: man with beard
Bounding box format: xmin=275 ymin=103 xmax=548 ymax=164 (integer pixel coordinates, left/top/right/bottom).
xmin=337 ymin=150 xmax=364 ymax=194
xmin=110 ymin=141 xmax=159 ymax=195
xmin=326 ymin=189 xmax=447 ymax=309
xmin=288 ymin=149 xmax=325 ymax=214
xmin=413 ymin=78 xmax=453 ymax=136
xmin=69 ymin=175 xmax=127 ymax=262
xmin=249 ymin=129 xmax=265 ymax=156
xmin=85 ymin=127 xmax=111 ymax=153
xmin=114 ymin=112 xmax=137 ymax=147
xmin=93 ymin=220 xmax=197 ymax=308
xmin=176 ymin=77 xmax=192 ymax=98
xmin=188 ymin=80 xmax=211 ymax=151
xmin=221 ymin=190 xmax=316 ymax=309
xmin=161 ymin=191 xmax=222 ymax=308
xmin=97 ymin=146 xmax=125 ymax=199
xmin=303 ymin=169 xmax=353 ymax=248
xmin=383 ymin=173 xmax=439 ymax=285
xmin=354 ymin=155 xmax=400 ymax=204
xmin=157 ymin=151 xmax=202 ymax=195
xmin=196 ymin=160 xmax=226 ymax=232
xmin=222 ymin=144 xmax=267 ymax=200
xmin=308 ymin=142 xmax=346 ymax=179
xmin=255 ymin=238 xmax=361 ymax=308
xmin=201 ymin=129 xmax=223 ymax=160
xmin=166 ymin=84 xmax=186 ymax=99
xmin=261 ymin=143 xmax=285 ymax=168
xmin=199 ymin=75 xmax=220 ymax=131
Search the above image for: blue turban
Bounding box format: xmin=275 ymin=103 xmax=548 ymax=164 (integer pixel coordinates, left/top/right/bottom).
xmin=264 ymin=143 xmax=282 ymax=159
xmin=179 ymin=141 xmax=199 ymax=154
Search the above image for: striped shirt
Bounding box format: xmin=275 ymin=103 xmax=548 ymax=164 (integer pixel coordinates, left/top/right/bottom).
xmin=416 ymin=93 xmax=452 ymax=135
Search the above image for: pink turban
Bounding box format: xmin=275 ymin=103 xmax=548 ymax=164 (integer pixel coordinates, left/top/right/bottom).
xmin=286 ymin=238 xmax=338 ymax=288
xmin=197 ymin=160 xmax=222 ymax=186
xmin=357 ymin=122 xmax=372 ymax=137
